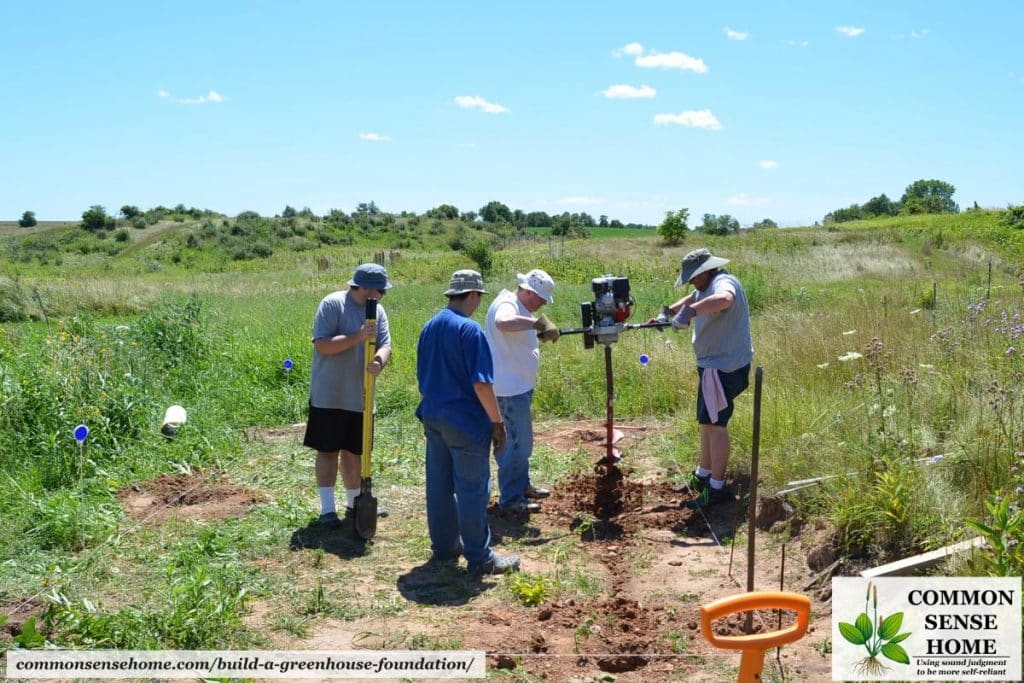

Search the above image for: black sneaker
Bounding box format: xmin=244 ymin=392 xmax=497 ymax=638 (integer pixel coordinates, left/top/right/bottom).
xmin=468 ymin=553 xmax=521 ymax=575
xmin=318 ymin=512 xmax=343 ymax=528
xmin=502 ymin=501 xmax=541 ymax=513
xmin=429 ymin=541 xmax=463 ymax=563
xmin=688 ymin=485 xmax=733 ymax=508
xmin=673 ymin=472 xmax=710 ymax=495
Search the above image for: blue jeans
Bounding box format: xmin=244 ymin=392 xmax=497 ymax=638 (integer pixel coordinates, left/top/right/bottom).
xmin=422 ymin=416 xmax=493 ymax=566
xmin=495 ymin=390 xmax=534 ymax=507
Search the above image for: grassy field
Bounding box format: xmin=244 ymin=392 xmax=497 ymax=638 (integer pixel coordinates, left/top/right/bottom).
xmin=1 ymin=210 xmax=1022 ymax=667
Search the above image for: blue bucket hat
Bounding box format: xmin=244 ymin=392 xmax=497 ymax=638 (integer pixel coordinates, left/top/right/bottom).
xmin=348 ymin=263 xmax=392 ymax=290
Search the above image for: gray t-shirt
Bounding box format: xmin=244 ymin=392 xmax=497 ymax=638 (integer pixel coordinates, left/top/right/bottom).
xmin=308 ymin=290 xmax=391 ymax=411
xmin=691 ymin=271 xmax=753 ymax=372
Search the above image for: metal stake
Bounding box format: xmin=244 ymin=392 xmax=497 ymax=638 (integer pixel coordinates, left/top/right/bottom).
xmin=744 ymin=366 xmax=764 ymax=634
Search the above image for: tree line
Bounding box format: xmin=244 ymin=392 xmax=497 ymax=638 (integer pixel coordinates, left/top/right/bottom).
xmin=823 ymin=179 xmax=959 ymax=224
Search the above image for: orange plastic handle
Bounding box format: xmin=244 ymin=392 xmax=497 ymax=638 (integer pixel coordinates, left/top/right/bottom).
xmin=700 ymin=591 xmax=811 ymax=651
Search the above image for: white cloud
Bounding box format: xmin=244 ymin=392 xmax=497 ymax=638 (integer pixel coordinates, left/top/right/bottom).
xmin=613 ymin=42 xmax=644 ymax=58
xmin=727 ymin=193 xmax=772 ymax=207
xmin=601 ymin=84 xmax=656 ymax=99
xmin=759 ymin=160 xmax=779 ymax=169
xmin=784 ymin=39 xmax=809 ymax=47
xmin=157 ymin=89 xmax=170 ymax=99
xmin=725 ymin=27 xmax=748 ymax=41
xmin=653 ymin=109 xmax=722 ymax=130
xmin=910 ymin=28 xmax=929 ymax=39
xmin=177 ymin=90 xmax=225 ymax=105
xmin=636 ymin=50 xmax=708 ymax=73
xmin=556 ymin=196 xmax=604 ymax=206
xmin=454 ymin=95 xmax=509 ymax=114
xmin=615 ymin=42 xmax=707 ymax=73
xmin=359 ymin=132 xmax=391 ymax=142
xmin=836 ymin=26 xmax=865 ymax=37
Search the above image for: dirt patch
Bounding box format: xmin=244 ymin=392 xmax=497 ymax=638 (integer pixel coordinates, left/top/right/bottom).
xmin=244 ymin=423 xmax=306 ymax=444
xmin=533 ymin=421 xmax=655 ymax=459
xmin=0 ymin=597 xmax=47 ymax=645
xmin=118 ymin=473 xmax=266 ymax=523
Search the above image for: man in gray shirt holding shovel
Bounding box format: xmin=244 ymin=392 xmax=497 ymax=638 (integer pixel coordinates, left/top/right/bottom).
xmin=304 ymin=263 xmax=392 ymax=527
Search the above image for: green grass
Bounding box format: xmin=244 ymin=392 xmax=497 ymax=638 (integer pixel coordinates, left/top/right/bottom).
xmin=2 ymin=211 xmax=1023 ymax=649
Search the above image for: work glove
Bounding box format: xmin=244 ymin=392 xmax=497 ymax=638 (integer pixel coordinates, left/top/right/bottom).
xmin=647 ymin=306 xmax=675 ymax=333
xmin=533 ymin=314 xmax=560 ymax=343
xmin=491 ymin=421 xmax=507 ymax=455
xmin=671 ymin=305 xmax=697 ymax=331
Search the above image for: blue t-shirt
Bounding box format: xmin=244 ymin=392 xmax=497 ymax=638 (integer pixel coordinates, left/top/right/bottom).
xmin=416 ymin=307 xmax=495 ymax=440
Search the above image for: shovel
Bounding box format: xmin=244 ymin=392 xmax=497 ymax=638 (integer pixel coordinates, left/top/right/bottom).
xmin=353 ymin=297 xmax=379 ymax=540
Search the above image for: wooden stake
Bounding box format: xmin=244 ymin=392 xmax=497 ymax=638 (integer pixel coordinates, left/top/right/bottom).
xmin=744 ymin=365 xmax=764 ymax=634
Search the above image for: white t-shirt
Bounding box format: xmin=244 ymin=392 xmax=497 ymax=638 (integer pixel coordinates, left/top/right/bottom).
xmin=484 ymin=289 xmax=540 ymax=397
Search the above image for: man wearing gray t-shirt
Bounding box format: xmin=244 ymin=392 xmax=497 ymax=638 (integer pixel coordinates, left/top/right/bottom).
xmin=303 ymin=263 xmax=392 ymax=527
xmin=663 ymin=248 xmax=753 ymax=508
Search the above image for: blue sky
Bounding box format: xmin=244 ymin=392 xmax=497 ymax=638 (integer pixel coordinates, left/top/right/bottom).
xmin=2 ymin=1 xmax=1022 ymax=226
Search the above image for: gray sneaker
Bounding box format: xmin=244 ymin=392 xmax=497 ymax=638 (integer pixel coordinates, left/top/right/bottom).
xmin=468 ymin=553 xmax=521 ymax=575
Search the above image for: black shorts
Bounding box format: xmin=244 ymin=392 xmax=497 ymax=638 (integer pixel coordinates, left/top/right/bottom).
xmin=303 ymin=404 xmax=364 ymax=454
xmin=696 ymin=365 xmax=751 ymax=427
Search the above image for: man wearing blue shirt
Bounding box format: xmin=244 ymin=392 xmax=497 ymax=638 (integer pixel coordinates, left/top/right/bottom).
xmin=416 ymin=270 xmax=521 ymax=575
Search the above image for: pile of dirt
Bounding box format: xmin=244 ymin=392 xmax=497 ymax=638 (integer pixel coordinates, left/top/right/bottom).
xmin=118 ymin=473 xmax=265 ymax=523
xmin=544 ymin=469 xmax=698 ymax=537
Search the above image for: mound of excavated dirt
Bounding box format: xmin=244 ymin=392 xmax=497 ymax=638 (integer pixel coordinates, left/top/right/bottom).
xmin=118 ymin=473 xmax=265 ymax=523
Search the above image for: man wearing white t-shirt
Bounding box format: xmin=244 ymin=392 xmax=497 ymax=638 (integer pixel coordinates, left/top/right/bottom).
xmin=484 ymin=269 xmax=560 ymax=513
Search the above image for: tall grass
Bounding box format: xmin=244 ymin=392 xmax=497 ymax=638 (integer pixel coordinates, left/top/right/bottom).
xmin=2 ymin=214 xmax=1023 ymax=643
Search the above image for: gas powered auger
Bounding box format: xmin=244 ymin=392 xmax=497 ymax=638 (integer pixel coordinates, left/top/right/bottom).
xmin=555 ymin=275 xmax=672 ymax=465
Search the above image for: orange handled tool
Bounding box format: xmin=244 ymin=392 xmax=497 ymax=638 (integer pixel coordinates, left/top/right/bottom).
xmin=700 ymin=591 xmax=811 ymax=682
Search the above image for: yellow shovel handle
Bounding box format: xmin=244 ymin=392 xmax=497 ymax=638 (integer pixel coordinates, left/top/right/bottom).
xmin=361 ymin=335 xmax=376 ymax=479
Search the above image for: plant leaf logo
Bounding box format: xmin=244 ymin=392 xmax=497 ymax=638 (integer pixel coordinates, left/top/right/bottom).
xmin=839 ymin=582 xmax=912 ymax=676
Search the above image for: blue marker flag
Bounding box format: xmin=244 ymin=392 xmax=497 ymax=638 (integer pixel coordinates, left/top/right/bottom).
xmin=73 ymin=424 xmax=89 ymax=443
xmin=283 ymin=359 xmax=294 ymax=370
xmin=639 ymin=354 xmax=650 ymax=366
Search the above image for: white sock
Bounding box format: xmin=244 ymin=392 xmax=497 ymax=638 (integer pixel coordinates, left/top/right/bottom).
xmin=318 ymin=487 xmax=335 ymax=515
xmin=696 ymin=466 xmax=712 ymax=478
xmin=709 ymin=477 xmax=726 ymax=490
xmin=346 ymin=488 xmax=360 ymax=509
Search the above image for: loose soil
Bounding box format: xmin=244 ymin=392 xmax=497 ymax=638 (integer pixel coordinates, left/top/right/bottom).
xmin=118 ymin=472 xmax=266 ymax=524
xmin=250 ymin=420 xmax=835 ymax=682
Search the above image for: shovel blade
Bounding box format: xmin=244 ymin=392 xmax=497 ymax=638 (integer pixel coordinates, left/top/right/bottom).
xmin=353 ymin=489 xmax=377 ymax=540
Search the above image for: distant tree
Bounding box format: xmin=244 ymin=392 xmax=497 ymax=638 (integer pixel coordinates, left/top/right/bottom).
xmin=479 ymin=201 xmax=512 ymax=223
xmin=862 ymin=194 xmax=898 ymax=217
xmin=120 ymin=205 xmax=140 ymax=220
xmin=355 ymin=201 xmax=380 ymax=216
xmin=282 ymin=205 xmax=297 ymax=218
xmin=18 ymin=210 xmax=37 ymax=228
xmin=236 ymin=210 xmax=261 ymax=220
xmin=599 ymin=215 xmax=609 ymax=228
xmin=298 ymin=207 xmax=316 ymax=219
xmin=427 ymin=204 xmax=460 ymax=220
xmin=511 ymin=209 xmax=527 ymax=229
xmin=525 ymin=211 xmax=551 ymax=227
xmin=609 ymin=219 xmax=624 ymax=229
xmin=577 ymin=212 xmax=596 ymax=227
xmin=751 ymin=218 xmax=778 ymax=229
xmin=460 ymin=211 xmax=477 ymax=223
xmin=900 ymin=179 xmax=958 ymax=215
xmin=81 ymin=205 xmax=113 ymax=232
xmin=823 ymin=204 xmax=866 ymax=224
xmin=699 ymin=213 xmax=739 ymax=235
xmin=658 ymin=208 xmax=689 ymax=245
